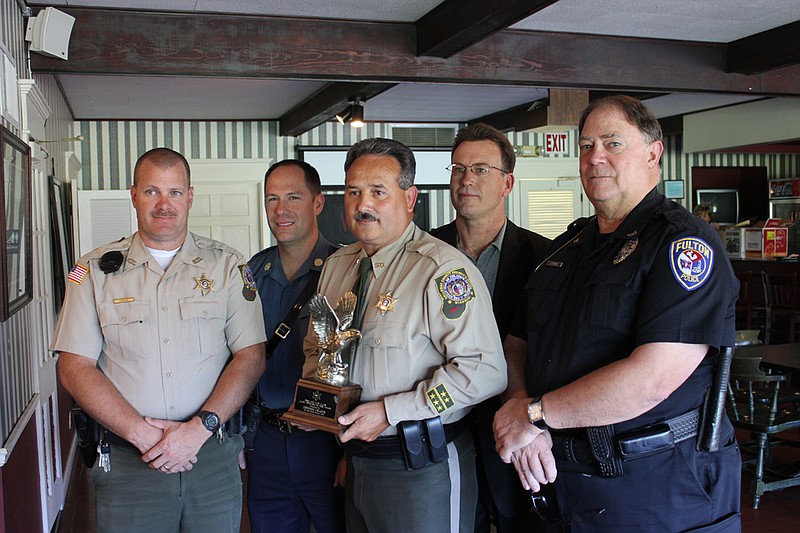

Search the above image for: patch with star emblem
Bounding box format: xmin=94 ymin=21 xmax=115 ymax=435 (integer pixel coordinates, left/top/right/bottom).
xmin=426 ymin=383 xmax=455 ymax=414
xmin=375 ymin=291 xmax=398 ymax=316
xmin=435 ymin=268 xmax=475 ymax=320
xmin=669 ymin=237 xmax=714 ymax=291
xmin=239 ymin=264 xmax=257 ymax=301
xmin=194 ymin=274 xmax=214 ymax=296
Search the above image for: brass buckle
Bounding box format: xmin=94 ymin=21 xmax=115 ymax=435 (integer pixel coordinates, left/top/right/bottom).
xmin=274 ymin=322 xmax=291 ymax=339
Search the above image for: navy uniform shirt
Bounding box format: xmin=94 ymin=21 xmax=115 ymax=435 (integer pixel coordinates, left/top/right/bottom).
xmin=249 ymin=235 xmax=335 ymax=409
xmin=514 ymin=188 xmax=738 ymax=433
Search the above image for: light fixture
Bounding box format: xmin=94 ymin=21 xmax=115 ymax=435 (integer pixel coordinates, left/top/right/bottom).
xmin=336 ymin=100 xmax=365 ymax=128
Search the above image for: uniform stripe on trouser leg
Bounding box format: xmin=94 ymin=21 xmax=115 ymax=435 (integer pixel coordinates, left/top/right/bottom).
xmin=447 ymin=440 xmax=461 ymax=533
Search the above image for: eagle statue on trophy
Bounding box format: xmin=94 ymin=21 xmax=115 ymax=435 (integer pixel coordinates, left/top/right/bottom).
xmin=309 ymin=292 xmax=362 ymax=386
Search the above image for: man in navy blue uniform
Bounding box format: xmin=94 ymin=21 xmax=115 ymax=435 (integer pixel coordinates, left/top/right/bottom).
xmin=432 ymin=123 xmax=550 ymax=533
xmin=246 ymin=159 xmax=344 ymax=533
xmin=494 ymin=96 xmax=741 ymax=532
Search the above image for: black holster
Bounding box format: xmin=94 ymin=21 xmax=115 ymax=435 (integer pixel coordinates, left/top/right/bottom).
xmin=398 ymin=417 xmax=449 ymax=470
xmin=71 ymin=406 xmax=101 ymax=468
xmin=242 ymin=399 xmax=261 ymax=451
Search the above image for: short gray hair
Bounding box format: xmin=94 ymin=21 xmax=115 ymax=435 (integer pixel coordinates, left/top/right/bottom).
xmin=344 ymin=138 xmax=416 ymax=190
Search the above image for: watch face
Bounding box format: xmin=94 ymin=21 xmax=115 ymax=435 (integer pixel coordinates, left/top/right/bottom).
xmin=201 ymin=411 xmax=220 ymax=432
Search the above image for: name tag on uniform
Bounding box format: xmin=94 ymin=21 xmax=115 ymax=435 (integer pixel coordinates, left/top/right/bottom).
xmin=546 ymin=260 xmax=563 ymax=268
xmin=113 ymin=297 xmax=135 ymax=304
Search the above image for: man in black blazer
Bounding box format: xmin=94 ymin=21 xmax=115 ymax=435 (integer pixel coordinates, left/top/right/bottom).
xmin=431 ymin=124 xmax=550 ymax=533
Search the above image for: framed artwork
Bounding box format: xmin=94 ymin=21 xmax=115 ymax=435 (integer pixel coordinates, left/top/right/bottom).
xmin=664 ymin=180 xmax=685 ymax=199
xmin=0 ymin=126 xmax=32 ymax=321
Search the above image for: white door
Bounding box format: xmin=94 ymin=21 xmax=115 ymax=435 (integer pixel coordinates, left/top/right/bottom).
xmin=189 ymin=180 xmax=264 ymax=259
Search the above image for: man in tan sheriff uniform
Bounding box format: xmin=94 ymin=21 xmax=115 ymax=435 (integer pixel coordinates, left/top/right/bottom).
xmin=52 ymin=148 xmax=266 ymax=533
xmin=302 ymin=138 xmax=506 ymax=533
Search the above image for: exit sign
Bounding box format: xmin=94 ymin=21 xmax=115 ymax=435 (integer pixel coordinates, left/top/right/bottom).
xmin=545 ymin=132 xmax=569 ymax=154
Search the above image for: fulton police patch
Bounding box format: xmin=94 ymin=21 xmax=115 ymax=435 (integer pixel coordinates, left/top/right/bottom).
xmin=435 ymin=268 xmax=475 ymax=320
xmin=239 ymin=263 xmax=257 ymax=301
xmin=669 ymin=237 xmax=714 ymax=291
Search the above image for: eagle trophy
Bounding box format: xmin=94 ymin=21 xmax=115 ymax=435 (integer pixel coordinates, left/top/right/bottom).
xmin=309 ymin=291 xmax=362 ymax=386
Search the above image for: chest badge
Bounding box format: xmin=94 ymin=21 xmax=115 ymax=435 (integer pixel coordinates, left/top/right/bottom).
xmin=375 ymin=291 xmax=398 ymax=316
xmin=194 ymin=273 xmax=215 ymax=296
xmin=669 ymin=237 xmax=714 ymax=291
xmin=613 ymin=238 xmax=639 ymax=264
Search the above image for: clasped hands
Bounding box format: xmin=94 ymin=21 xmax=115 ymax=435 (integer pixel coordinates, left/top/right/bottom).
xmin=135 ymin=417 xmax=210 ymax=475
xmin=494 ymin=398 xmax=557 ymax=492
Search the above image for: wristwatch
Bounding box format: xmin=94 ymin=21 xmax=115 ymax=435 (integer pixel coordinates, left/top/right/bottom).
xmin=527 ymin=398 xmax=548 ymax=430
xmin=197 ymin=410 xmax=221 ymax=433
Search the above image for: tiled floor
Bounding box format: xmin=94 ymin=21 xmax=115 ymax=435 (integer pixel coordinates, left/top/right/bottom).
xmin=56 ymin=433 xmax=800 ymax=533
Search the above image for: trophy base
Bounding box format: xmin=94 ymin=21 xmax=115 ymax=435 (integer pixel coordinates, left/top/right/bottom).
xmin=282 ymin=378 xmax=362 ymax=434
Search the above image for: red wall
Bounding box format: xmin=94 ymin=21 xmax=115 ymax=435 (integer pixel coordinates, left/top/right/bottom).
xmin=1 ymin=416 xmax=43 ymax=533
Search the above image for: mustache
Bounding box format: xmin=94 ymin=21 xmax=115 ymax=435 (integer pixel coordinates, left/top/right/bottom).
xmin=354 ymin=211 xmax=378 ymax=222
xmin=152 ymin=210 xmax=177 ymax=217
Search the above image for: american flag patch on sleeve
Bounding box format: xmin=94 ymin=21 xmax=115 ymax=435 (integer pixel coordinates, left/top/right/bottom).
xmin=67 ymin=264 xmax=89 ymax=285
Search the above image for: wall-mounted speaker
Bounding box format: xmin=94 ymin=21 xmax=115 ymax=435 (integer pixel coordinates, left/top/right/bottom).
xmin=25 ymin=7 xmax=75 ymax=60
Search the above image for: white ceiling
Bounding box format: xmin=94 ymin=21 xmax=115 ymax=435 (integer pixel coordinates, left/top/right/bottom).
xmin=27 ymin=0 xmax=800 ymax=126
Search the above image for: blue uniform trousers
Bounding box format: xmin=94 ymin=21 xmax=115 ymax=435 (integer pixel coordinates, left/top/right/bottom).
xmin=246 ymin=423 xmax=344 ymax=533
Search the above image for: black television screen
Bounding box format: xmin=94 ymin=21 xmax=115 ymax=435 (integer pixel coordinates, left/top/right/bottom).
xmin=696 ymin=189 xmax=739 ymax=225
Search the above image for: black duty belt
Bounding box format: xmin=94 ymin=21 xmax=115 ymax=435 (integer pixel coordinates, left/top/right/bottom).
xmin=343 ymin=418 xmax=466 ymax=460
xmin=552 ymin=408 xmax=701 ymax=466
xmin=260 ymin=407 xmax=294 ymax=434
xmin=103 ymin=430 xmax=137 ymax=450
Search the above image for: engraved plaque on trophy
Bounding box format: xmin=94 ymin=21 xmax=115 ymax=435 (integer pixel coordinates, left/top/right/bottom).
xmin=282 ymin=292 xmax=362 ymax=433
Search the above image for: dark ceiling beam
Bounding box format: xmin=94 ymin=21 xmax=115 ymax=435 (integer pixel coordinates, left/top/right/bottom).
xmin=415 ymin=0 xmax=559 ymax=58
xmin=279 ymin=82 xmax=395 ymax=137
xmin=30 ymin=8 xmax=800 ymax=97
xmin=726 ymin=19 xmax=800 ymax=74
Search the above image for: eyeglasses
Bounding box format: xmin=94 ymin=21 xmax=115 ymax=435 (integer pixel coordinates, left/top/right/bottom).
xmin=445 ymin=163 xmax=508 ymax=177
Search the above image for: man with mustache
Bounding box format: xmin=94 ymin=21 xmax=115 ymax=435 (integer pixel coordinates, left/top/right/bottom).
xmin=52 ymin=147 xmax=267 ymax=532
xmin=303 ymin=138 xmax=507 ymax=533
xmin=431 ymin=123 xmax=550 ymax=533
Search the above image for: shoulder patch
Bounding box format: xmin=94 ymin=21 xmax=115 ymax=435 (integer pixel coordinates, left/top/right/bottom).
xmin=239 ymin=263 xmax=257 ymax=301
xmin=67 ymin=264 xmax=89 ymax=285
xmin=435 ymin=268 xmax=476 ymax=320
xmin=669 ymin=237 xmax=714 ymax=291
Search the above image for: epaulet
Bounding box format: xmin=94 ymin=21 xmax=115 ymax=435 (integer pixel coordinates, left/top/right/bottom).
xmin=407 ymin=234 xmax=462 ymax=267
xmin=81 ymin=236 xmax=133 ymax=264
xmin=192 ymin=234 xmax=244 ymax=260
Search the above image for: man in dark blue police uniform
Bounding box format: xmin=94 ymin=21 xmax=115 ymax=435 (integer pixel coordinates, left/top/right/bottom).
xmin=246 ymin=160 xmax=344 ymax=533
xmin=494 ymin=96 xmax=741 ymax=532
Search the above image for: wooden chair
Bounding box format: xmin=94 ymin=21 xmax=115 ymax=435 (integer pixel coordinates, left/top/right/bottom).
xmin=761 ymin=271 xmax=799 ymax=345
xmin=727 ymin=354 xmax=800 ymax=509
xmin=735 ymin=270 xmax=754 ymax=330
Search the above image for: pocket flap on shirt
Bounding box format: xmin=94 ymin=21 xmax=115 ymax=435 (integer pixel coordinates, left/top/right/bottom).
xmin=179 ymin=298 xmax=226 ymax=320
xmin=98 ymin=301 xmax=151 ymax=327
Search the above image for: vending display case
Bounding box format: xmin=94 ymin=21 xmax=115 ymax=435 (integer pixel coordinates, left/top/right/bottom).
xmin=768 ymin=178 xmax=800 ymax=254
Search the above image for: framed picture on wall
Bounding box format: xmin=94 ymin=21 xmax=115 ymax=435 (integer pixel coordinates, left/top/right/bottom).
xmin=0 ymin=126 xmax=32 ymax=321
xmin=664 ymin=180 xmax=685 ymax=199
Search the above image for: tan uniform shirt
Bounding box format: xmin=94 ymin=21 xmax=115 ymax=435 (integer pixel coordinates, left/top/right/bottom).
xmin=51 ymin=232 xmax=266 ymax=420
xmin=303 ymin=222 xmax=506 ymax=434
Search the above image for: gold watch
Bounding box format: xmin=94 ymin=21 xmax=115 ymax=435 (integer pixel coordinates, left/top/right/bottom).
xmin=527 ymin=397 xmax=548 ymax=429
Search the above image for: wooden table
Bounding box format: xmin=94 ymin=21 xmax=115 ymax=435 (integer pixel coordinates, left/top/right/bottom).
xmin=736 ymin=343 xmax=800 ymax=373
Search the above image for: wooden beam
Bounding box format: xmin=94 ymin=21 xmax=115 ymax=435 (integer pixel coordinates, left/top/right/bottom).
xmin=726 ymin=20 xmax=800 ymax=74
xmin=415 ymin=0 xmax=559 ymax=58
xmin=29 ymin=8 xmax=800 ymax=97
xmin=279 ymin=82 xmax=395 ymax=137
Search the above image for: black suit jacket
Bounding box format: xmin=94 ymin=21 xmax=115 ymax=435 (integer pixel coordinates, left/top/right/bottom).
xmin=430 ymin=219 xmax=550 ymax=518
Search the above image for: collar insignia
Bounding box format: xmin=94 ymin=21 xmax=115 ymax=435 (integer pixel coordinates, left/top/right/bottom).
xmin=194 ymin=273 xmax=214 ymax=296
xmin=192 ymin=257 xmax=202 ymax=264
xmin=314 ymin=258 xmax=323 ymax=267
xmin=613 ymin=238 xmax=639 ymax=264
xmin=264 ymin=262 xmax=272 ymax=271
xmin=375 ymin=291 xmax=398 ymax=316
